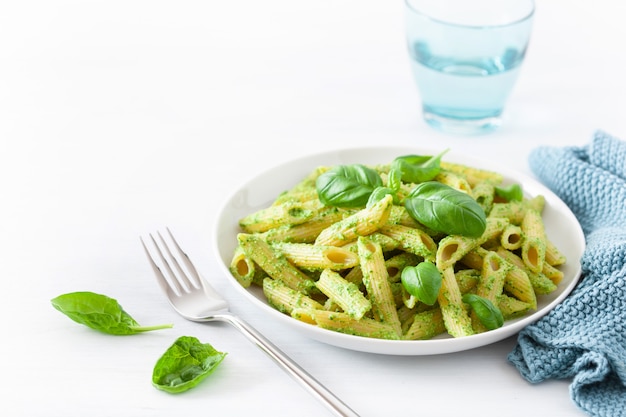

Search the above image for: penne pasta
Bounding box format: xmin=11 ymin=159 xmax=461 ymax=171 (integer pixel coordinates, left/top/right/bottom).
xmin=488 ymin=201 xmax=526 ymax=224
xmin=305 ymin=309 xmax=401 ymax=340
xmin=357 ymin=236 xmax=403 ymax=338
xmin=497 ymin=294 xmax=532 ymax=319
xmin=239 ymin=199 xmax=323 ymax=233
xmin=436 ymin=217 xmax=509 ymax=270
xmin=261 ymin=208 xmax=351 ymax=244
xmin=545 ymin=239 xmax=567 ymax=266
xmin=403 ymin=308 xmax=446 ymax=340
xmin=263 ymin=278 xmax=325 ymax=314
xmin=496 ymin=247 xmax=556 ymax=295
xmin=237 ymin=233 xmax=315 ymax=294
xmin=520 ymin=209 xmax=547 ymax=274
xmin=379 ymin=223 xmax=437 ymax=262
xmin=440 ymin=161 xmax=503 ymax=186
xmin=272 ymin=242 xmax=359 ymax=270
xmin=315 ymin=269 xmax=371 ymax=319
xmin=470 ymin=251 xmax=508 ymax=333
xmin=438 ymin=266 xmax=474 ymax=338
xmin=462 ymin=247 xmax=537 ymax=309
xmin=434 ymin=170 xmax=472 ymax=194
xmin=315 ymin=194 xmax=393 ymax=246
xmin=229 ymin=153 xmax=568 ymax=341
xmin=229 ymin=246 xmax=256 ymax=288
xmin=472 ymin=181 xmax=495 ymax=214
xmin=500 ymin=224 xmax=523 ymax=250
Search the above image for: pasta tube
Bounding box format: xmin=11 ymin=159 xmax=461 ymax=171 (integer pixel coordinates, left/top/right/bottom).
xmin=357 ymin=236 xmax=403 ymax=338
xmin=237 ymin=233 xmax=315 ymax=294
xmin=500 ymin=224 xmax=523 ymax=250
xmin=305 ymin=310 xmax=401 ymax=340
xmin=403 ymin=308 xmax=446 ymax=340
xmin=437 ymin=266 xmax=474 ymax=338
xmin=520 ymin=209 xmax=547 ymax=274
xmin=379 ymin=223 xmax=437 ymax=262
xmin=471 ymin=251 xmax=508 ymax=333
xmin=463 ymin=247 xmax=537 ymax=308
xmin=315 ymin=194 xmax=393 ymax=246
xmin=434 ymin=170 xmax=472 ymax=194
xmin=263 ymin=278 xmax=325 ymax=314
xmin=436 ymin=217 xmax=509 ymax=270
xmin=440 ymin=161 xmax=503 ymax=186
xmin=261 ymin=208 xmax=350 ymax=244
xmin=315 ymin=269 xmax=371 ymax=320
xmin=272 ymin=242 xmax=359 ymax=270
xmin=496 ymin=247 xmax=556 ymax=295
xmin=229 ymin=246 xmax=256 ymax=288
xmin=472 ymin=181 xmax=495 ymax=214
xmin=239 ymin=199 xmax=323 ymax=233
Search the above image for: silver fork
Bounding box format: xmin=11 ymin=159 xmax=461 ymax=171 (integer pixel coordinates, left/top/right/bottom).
xmin=141 ymin=228 xmax=360 ymax=417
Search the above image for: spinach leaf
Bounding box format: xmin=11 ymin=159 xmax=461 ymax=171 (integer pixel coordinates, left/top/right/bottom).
xmin=391 ymin=149 xmax=449 ymax=183
xmin=152 ymin=336 xmax=227 ymax=393
xmin=51 ymin=291 xmax=173 ymax=335
xmin=316 ymin=164 xmax=383 ymax=207
xmin=462 ymin=294 xmax=504 ymax=330
xmin=404 ymin=181 xmax=487 ymax=237
xmin=400 ymin=262 xmax=442 ymax=306
xmin=495 ymin=183 xmax=523 ymax=202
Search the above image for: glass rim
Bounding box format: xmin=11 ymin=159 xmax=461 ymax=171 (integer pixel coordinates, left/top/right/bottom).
xmin=404 ymin=0 xmax=535 ymax=29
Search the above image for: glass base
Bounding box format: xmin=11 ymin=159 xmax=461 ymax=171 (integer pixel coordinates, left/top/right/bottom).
xmin=423 ymin=111 xmax=501 ymax=135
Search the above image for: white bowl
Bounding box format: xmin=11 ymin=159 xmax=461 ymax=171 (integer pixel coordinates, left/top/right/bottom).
xmin=212 ymin=146 xmax=585 ymax=355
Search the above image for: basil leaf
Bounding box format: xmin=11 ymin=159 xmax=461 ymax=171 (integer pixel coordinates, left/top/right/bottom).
xmin=387 ymin=167 xmax=402 ymax=193
xmin=51 ymin=291 xmax=173 ymax=335
xmin=462 ymin=294 xmax=504 ymax=330
xmin=152 ymin=336 xmax=227 ymax=393
xmin=391 ymin=149 xmax=449 ymax=183
xmin=495 ymin=183 xmax=523 ymax=202
xmin=404 ymin=181 xmax=487 ymax=237
xmin=400 ymin=262 xmax=442 ymax=306
xmin=366 ymin=186 xmax=394 ymax=208
xmin=316 ymin=164 xmax=383 ymax=207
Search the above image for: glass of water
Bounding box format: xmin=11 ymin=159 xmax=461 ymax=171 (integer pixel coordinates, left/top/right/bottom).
xmin=404 ymin=0 xmax=535 ymax=135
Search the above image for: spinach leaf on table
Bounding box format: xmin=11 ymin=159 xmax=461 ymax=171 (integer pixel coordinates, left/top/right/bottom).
xmin=51 ymin=291 xmax=173 ymax=335
xmin=152 ymin=336 xmax=227 ymax=393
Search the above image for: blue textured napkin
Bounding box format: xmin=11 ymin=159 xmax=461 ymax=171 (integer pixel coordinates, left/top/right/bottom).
xmin=508 ymin=130 xmax=626 ymax=417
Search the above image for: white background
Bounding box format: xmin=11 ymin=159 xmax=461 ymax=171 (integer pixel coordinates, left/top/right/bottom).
xmin=2 ymin=1 xmax=625 ymax=416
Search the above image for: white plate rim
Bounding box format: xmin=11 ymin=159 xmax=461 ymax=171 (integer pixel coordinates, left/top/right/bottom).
xmin=212 ymin=145 xmax=585 ymax=355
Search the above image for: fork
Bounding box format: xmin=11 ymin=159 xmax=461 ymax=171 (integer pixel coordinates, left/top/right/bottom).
xmin=141 ymin=228 xmax=360 ymax=417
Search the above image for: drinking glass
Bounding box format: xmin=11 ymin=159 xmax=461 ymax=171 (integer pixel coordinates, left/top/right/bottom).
xmin=404 ymin=0 xmax=535 ymax=134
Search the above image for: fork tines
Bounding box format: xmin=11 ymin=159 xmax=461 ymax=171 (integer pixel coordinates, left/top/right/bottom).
xmin=141 ymin=228 xmax=202 ymax=296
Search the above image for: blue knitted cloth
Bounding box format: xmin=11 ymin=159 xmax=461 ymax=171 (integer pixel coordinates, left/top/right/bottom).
xmin=508 ymin=130 xmax=626 ymax=417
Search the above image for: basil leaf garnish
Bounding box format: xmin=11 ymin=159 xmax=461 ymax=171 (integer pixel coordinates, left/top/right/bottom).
xmin=494 ymin=183 xmax=523 ymax=202
xmin=51 ymin=291 xmax=173 ymax=335
xmin=316 ymin=164 xmax=383 ymax=207
xmin=391 ymin=149 xmax=449 ymax=183
xmin=401 ymin=262 xmax=442 ymax=306
xmin=462 ymin=294 xmax=504 ymax=330
xmin=366 ymin=186 xmax=395 ymax=208
xmin=152 ymin=336 xmax=227 ymax=393
xmin=404 ymin=181 xmax=487 ymax=237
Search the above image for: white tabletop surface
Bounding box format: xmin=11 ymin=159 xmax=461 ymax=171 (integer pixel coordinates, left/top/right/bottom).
xmin=3 ymin=1 xmax=625 ymax=416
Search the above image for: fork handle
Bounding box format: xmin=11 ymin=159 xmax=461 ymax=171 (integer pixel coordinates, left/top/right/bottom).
xmin=212 ymin=312 xmax=361 ymax=417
